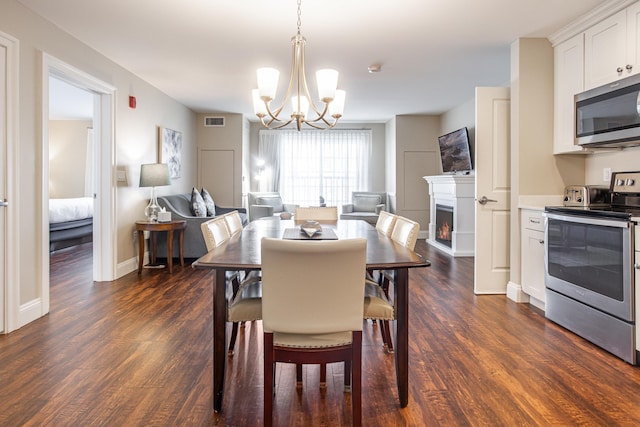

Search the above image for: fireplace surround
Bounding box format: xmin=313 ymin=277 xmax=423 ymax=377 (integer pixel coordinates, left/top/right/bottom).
xmin=423 ymin=174 xmax=475 ymax=257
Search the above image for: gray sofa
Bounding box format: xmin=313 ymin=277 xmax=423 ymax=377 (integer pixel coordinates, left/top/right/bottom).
xmin=155 ymin=193 xmax=247 ymax=259
xmin=247 ymin=192 xmax=298 ymax=221
xmin=340 ymin=191 xmax=388 ymax=225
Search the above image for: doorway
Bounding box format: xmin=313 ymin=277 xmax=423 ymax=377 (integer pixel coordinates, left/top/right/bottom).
xmin=39 ymin=54 xmax=117 ymax=319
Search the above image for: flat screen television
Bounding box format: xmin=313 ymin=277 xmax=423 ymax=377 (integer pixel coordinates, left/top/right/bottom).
xmin=437 ymin=127 xmax=473 ymax=174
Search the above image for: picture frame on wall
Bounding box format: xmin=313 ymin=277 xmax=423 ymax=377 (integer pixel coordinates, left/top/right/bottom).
xmin=158 ymin=126 xmax=182 ymax=179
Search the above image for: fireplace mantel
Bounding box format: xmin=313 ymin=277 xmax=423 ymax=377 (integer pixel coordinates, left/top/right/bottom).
xmin=423 ymin=174 xmax=475 ymax=257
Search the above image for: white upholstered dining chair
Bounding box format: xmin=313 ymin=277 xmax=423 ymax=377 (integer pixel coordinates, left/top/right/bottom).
xmin=223 ymin=210 xmax=244 ymax=236
xmin=201 ymin=216 xmax=261 ymax=356
xmin=366 ymin=215 xmax=420 ymax=352
xmin=293 ymin=206 xmax=339 ymax=221
xmin=261 ymin=237 xmax=366 ymax=427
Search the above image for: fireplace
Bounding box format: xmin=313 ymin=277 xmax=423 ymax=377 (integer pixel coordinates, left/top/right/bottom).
xmin=435 ymin=204 xmax=453 ymax=247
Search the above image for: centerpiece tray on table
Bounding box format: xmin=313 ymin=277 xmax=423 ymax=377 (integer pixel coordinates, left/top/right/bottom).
xmin=282 ymin=221 xmax=338 ymax=240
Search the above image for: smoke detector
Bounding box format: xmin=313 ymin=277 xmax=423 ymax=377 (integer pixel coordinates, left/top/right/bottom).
xmin=368 ymin=64 xmax=382 ymax=73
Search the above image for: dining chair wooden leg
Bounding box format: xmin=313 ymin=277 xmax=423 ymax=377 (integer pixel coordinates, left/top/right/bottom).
xmin=382 ymin=320 xmax=394 ymax=353
xmin=378 ymin=320 xmax=389 ymax=351
xmin=344 ymin=360 xmax=352 ymax=391
xmin=352 ymin=331 xmax=363 ymax=427
xmin=228 ymin=322 xmax=239 ymax=356
xmin=264 ymin=332 xmax=275 ymax=427
xmin=320 ymin=363 xmax=327 ymax=388
xmin=296 ymin=364 xmax=303 ymax=388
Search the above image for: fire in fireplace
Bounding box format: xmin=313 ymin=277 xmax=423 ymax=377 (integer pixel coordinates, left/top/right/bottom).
xmin=435 ymin=204 xmax=453 ymax=247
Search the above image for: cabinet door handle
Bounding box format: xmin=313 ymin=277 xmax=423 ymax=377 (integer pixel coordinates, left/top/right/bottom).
xmin=529 ymin=218 xmax=540 ymax=224
xmin=627 ymin=64 xmax=633 ymax=71
xmin=617 ymin=66 xmax=624 ymax=73
xmin=538 ymin=239 xmax=544 ymax=244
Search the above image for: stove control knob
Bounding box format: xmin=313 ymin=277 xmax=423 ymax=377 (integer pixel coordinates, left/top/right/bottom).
xmin=563 ymin=196 xmax=570 ymax=202
xmin=626 ymin=178 xmax=635 ymax=186
xmin=576 ymin=197 xmax=583 ymax=203
xmin=616 ymin=179 xmax=625 ymax=186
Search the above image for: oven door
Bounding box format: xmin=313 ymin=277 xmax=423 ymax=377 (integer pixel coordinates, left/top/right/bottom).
xmin=544 ymin=212 xmax=634 ymax=322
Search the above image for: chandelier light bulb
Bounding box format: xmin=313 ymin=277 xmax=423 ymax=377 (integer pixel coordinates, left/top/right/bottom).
xmin=329 ymin=90 xmax=346 ymax=118
xmin=252 ymin=89 xmax=268 ymax=116
xmin=291 ymin=95 xmax=310 ymax=118
xmin=257 ymin=67 xmax=279 ymax=100
xmin=316 ymin=69 xmax=339 ymax=102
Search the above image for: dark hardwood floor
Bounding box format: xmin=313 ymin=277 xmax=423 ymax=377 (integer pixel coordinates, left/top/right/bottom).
xmin=1 ymin=241 xmax=639 ymax=426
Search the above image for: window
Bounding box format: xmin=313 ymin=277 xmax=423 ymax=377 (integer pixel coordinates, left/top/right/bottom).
xmin=259 ymin=129 xmax=372 ymax=207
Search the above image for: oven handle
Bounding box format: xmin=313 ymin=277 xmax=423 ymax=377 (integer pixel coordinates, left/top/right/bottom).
xmin=543 ymin=212 xmax=631 ymax=228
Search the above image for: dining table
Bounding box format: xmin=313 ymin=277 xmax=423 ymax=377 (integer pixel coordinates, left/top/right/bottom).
xmin=192 ymin=218 xmax=430 ymax=412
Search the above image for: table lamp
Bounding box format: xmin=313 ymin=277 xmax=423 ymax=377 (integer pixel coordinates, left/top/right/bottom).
xmin=139 ymin=163 xmax=170 ymax=222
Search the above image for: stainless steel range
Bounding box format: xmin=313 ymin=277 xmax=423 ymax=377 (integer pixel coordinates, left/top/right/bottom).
xmin=544 ymin=171 xmax=639 ymax=365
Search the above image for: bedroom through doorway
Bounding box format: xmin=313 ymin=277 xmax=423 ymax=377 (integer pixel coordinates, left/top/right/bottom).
xmin=48 ymin=76 xmax=95 ymax=258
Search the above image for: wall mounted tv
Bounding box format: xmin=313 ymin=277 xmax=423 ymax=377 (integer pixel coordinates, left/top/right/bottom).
xmin=437 ymin=127 xmax=473 ymax=174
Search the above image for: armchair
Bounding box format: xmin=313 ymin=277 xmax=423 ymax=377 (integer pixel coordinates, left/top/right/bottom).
xmin=247 ymin=192 xmax=298 ymax=221
xmin=340 ymin=191 xmax=388 ymax=225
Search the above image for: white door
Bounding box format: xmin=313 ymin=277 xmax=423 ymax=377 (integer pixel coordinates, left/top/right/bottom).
xmin=474 ymin=87 xmax=511 ymax=294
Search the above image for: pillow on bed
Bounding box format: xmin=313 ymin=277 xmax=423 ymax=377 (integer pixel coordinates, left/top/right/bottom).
xmin=190 ymin=187 xmax=207 ymax=217
xmin=201 ymin=188 xmax=216 ymax=216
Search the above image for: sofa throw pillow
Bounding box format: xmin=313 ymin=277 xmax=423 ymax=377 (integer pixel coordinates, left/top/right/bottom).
xmin=256 ymin=195 xmax=284 ymax=213
xmin=190 ymin=187 xmax=207 ymax=217
xmin=353 ymin=194 xmax=382 ymax=212
xmin=201 ymin=188 xmax=216 ymax=216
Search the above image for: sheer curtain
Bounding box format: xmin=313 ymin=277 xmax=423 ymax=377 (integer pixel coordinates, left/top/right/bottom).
xmin=259 ymin=129 xmax=372 ymax=207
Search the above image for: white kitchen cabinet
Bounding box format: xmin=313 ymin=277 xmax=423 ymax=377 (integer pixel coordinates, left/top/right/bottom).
xmin=520 ymin=209 xmax=546 ymax=303
xmin=553 ymin=33 xmax=587 ymax=154
xmin=584 ymin=6 xmax=640 ymax=90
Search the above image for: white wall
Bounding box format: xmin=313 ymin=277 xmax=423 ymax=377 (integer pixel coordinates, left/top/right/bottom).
xmin=49 ymin=120 xmax=92 ymax=198
xmin=1 ymin=0 xmax=196 ymax=317
xmin=585 ymin=147 xmax=640 ymax=184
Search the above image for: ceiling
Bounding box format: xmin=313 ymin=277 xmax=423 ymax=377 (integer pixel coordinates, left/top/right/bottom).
xmin=22 ymin=0 xmax=607 ymax=122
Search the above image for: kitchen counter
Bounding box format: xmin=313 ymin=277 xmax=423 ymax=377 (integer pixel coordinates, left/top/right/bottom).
xmin=518 ymin=195 xmax=564 ymax=211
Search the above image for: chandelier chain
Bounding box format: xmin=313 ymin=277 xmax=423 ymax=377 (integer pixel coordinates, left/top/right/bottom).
xmin=296 ymin=0 xmax=302 ymax=35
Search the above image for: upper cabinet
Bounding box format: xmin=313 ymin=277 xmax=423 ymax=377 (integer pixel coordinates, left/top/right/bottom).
xmin=552 ymin=1 xmax=640 ymax=154
xmin=554 ymin=33 xmax=586 ymax=154
xmin=584 ymin=10 xmax=629 ymax=89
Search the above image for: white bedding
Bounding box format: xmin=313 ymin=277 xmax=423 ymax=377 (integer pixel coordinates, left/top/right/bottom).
xmin=49 ymin=197 xmax=94 ymax=224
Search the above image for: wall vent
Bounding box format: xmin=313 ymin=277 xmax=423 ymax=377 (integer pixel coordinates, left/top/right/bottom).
xmin=204 ymin=116 xmax=225 ymax=127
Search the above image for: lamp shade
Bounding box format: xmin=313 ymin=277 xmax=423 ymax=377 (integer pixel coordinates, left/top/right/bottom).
xmin=139 ymin=163 xmax=170 ymax=187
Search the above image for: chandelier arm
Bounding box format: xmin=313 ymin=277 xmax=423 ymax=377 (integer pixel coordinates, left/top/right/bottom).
xmin=298 ymin=42 xmax=326 ymax=120
xmin=303 ymin=103 xmax=331 ymax=124
xmin=301 ymin=117 xmax=338 ymax=130
xmin=263 ymin=99 xmax=287 ymax=123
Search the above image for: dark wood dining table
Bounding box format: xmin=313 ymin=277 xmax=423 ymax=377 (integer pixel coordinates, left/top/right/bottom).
xmin=192 ymin=218 xmax=430 ymax=412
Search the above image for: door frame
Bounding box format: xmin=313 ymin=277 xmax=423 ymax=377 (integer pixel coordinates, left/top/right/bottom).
xmin=39 ymin=54 xmax=117 ymax=316
xmin=1 ymin=31 xmax=19 ymax=333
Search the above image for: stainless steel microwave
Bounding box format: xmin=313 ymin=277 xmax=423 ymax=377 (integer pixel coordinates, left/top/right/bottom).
xmin=575 ymin=73 xmax=640 ymax=147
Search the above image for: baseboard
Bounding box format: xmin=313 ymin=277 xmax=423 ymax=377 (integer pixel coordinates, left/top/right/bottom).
xmin=19 ymin=298 xmax=44 ymax=328
xmin=117 ymin=254 xmax=147 ymax=279
xmin=507 ymin=281 xmax=530 ymax=303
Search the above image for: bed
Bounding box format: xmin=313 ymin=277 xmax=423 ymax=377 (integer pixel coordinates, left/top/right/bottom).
xmin=49 ymin=197 xmax=94 ymax=251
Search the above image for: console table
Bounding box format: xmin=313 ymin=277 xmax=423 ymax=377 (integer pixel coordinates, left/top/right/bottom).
xmin=423 ymin=174 xmax=475 ymax=257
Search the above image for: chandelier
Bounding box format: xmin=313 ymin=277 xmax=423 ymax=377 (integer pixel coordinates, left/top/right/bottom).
xmin=252 ymin=0 xmax=345 ymax=131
